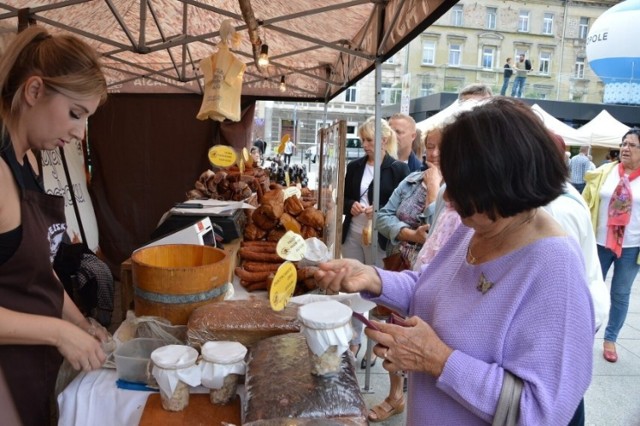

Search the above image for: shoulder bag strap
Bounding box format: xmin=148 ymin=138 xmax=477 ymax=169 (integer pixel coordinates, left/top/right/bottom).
xmin=492 ymin=370 xmax=523 ymax=426
xmin=58 ymin=146 xmax=89 ymax=250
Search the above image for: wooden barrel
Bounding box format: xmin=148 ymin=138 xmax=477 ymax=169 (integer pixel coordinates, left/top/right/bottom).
xmin=131 ymin=244 xmax=230 ymax=325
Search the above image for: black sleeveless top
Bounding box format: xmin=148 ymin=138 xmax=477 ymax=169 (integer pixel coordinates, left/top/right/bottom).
xmin=0 ymin=142 xmax=42 ymax=265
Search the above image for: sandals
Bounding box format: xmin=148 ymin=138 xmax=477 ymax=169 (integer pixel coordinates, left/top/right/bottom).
xmin=368 ymin=396 xmax=405 ymax=422
xmin=360 ymin=354 xmax=377 ymax=369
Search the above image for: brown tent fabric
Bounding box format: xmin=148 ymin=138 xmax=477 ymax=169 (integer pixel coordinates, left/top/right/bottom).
xmin=0 ymin=0 xmax=453 ymax=100
xmin=1 ymin=0 xmax=459 ymax=274
xmin=88 ymin=94 xmax=255 ymax=276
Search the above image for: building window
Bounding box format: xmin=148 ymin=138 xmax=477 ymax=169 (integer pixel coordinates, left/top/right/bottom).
xmin=384 ymin=55 xmax=397 ymax=64
xmin=575 ymin=59 xmax=585 ymax=79
xmin=381 ymin=82 xmax=401 ymax=105
xmin=422 ymin=40 xmax=436 ymax=65
xmin=543 ymin=13 xmax=553 ymax=35
xmin=345 ymin=86 xmax=357 ymax=103
xmin=449 ymin=43 xmax=462 ymax=66
xmin=486 ymin=7 xmax=497 ymax=30
xmin=420 ymin=80 xmax=435 ymax=97
xmin=539 ymin=52 xmax=551 ymax=75
xmin=518 ymin=11 xmax=530 ymax=32
xmin=482 ymin=47 xmax=495 ymax=69
xmin=451 ymin=5 xmax=463 ymax=26
xmin=579 ymin=17 xmax=589 ymax=39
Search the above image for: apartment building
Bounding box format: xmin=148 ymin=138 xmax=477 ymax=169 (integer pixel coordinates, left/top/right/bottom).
xmin=402 ymin=0 xmax=619 ymax=102
xmin=257 ymin=0 xmax=619 ymax=150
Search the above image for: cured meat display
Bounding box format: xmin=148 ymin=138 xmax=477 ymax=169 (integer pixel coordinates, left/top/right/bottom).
xmin=243 ymin=333 xmax=367 ymax=424
xmin=233 ymin=185 xmax=325 ymax=293
xmin=186 ymin=299 xmax=301 ymax=348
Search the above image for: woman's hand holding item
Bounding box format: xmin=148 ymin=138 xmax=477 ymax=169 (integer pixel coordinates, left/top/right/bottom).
xmin=314 ymin=258 xmax=382 ymax=295
xmin=366 ymin=317 xmax=453 ymax=378
xmin=350 ymin=201 xmax=366 ymax=217
xmin=56 ymin=320 xmax=107 ymax=372
xmin=364 ymin=205 xmax=373 ymax=219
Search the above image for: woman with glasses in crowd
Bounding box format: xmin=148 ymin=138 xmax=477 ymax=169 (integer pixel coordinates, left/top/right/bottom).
xmin=341 ymin=116 xmax=409 ymax=360
xmin=583 ymin=128 xmax=640 ymax=363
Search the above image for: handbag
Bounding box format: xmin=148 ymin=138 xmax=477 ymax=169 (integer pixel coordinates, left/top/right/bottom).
xmin=492 ymin=370 xmax=523 ymax=426
xmin=376 ymin=251 xmax=411 ymax=319
xmin=382 ymin=251 xmax=410 ymax=272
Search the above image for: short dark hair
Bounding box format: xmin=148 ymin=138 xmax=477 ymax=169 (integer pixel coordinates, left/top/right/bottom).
xmin=440 ymin=98 xmax=567 ymax=220
xmin=623 ymin=127 xmax=640 ymax=141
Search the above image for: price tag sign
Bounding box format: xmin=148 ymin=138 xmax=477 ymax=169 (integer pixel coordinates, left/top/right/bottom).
xmin=276 ymin=230 xmax=306 ymax=261
xmin=208 ymin=145 xmax=237 ymax=168
xmin=270 ymin=261 xmax=297 ymax=311
xmin=283 ymin=186 xmax=301 ymax=200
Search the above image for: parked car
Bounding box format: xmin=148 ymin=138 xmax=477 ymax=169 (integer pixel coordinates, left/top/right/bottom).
xmin=346 ymin=137 xmax=363 ymax=161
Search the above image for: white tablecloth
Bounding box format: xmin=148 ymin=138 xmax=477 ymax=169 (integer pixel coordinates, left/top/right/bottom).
xmin=57 ymin=369 xmax=151 ymax=426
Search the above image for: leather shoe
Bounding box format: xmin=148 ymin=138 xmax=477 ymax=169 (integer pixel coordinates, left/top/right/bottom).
xmin=603 ymin=348 xmax=618 ymax=363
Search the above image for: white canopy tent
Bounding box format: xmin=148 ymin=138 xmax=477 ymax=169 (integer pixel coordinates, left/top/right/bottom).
xmin=576 ymin=109 xmax=630 ymax=149
xmin=416 ymin=99 xmax=482 ymax=133
xmin=531 ymin=104 xmax=589 ymax=147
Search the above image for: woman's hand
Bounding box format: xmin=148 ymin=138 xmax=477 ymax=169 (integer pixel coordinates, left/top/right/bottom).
xmin=423 ymin=163 xmax=443 ymax=204
xmin=314 ymin=258 xmax=382 ymax=295
xmin=55 ymin=320 xmax=107 ymax=372
xmin=365 ymin=316 xmax=453 ymax=378
xmin=364 ymin=205 xmax=373 ymax=219
xmin=350 ymin=201 xmax=366 ymax=217
xmin=400 ymin=224 xmax=430 ymax=244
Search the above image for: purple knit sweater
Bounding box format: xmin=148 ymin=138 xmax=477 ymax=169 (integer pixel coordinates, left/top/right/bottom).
xmin=370 ymin=224 xmax=594 ymax=425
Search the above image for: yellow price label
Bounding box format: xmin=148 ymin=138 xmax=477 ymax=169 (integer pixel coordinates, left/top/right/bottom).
xmin=270 ymin=261 xmax=297 ymax=311
xmin=208 ymin=145 xmax=237 ymax=168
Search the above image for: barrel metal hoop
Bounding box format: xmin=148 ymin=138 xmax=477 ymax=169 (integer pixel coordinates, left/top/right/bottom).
xmin=134 ymin=282 xmax=230 ymax=304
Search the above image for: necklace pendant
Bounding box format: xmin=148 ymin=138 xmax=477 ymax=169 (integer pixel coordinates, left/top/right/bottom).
xmin=476 ymin=272 xmax=494 ymax=294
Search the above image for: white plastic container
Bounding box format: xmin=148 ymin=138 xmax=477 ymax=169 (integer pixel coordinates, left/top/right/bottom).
xmin=150 ymin=345 xmax=201 ymax=411
xmin=114 ymin=338 xmax=165 ymax=384
xmin=298 ymin=300 xmax=353 ymax=376
xmin=200 ymin=341 xmax=247 ymax=405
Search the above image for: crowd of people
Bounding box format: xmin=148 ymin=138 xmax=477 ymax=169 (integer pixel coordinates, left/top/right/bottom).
xmin=321 ymin=82 xmax=637 ymax=425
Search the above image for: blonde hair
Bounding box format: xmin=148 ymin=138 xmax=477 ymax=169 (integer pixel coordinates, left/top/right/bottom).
xmin=0 ymin=26 xmax=107 ymax=134
xmin=358 ymin=116 xmax=398 ymax=159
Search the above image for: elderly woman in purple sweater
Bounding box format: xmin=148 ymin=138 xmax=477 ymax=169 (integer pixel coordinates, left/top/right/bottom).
xmin=315 ymin=98 xmax=594 ymax=425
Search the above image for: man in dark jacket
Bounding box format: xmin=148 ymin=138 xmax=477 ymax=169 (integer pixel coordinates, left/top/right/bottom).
xmin=500 ymin=58 xmax=513 ymax=96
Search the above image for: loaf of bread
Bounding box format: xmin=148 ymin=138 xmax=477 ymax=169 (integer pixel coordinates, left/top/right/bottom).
xmin=186 ymin=299 xmax=300 ymax=348
xmin=243 ymin=333 xmax=367 ymax=424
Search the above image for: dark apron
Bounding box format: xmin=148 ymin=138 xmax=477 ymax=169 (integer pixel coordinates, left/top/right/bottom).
xmin=0 ymin=148 xmax=65 ymax=426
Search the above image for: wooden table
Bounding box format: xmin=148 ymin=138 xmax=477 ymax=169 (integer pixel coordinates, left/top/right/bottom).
xmin=119 ymin=240 xmax=241 ymax=321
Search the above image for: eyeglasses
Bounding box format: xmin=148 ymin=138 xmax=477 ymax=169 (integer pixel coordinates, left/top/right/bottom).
xmin=620 ymin=142 xmax=640 ymax=149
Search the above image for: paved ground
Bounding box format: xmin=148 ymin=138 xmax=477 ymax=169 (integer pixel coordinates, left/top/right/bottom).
xmin=353 ymin=274 xmax=640 ymax=426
